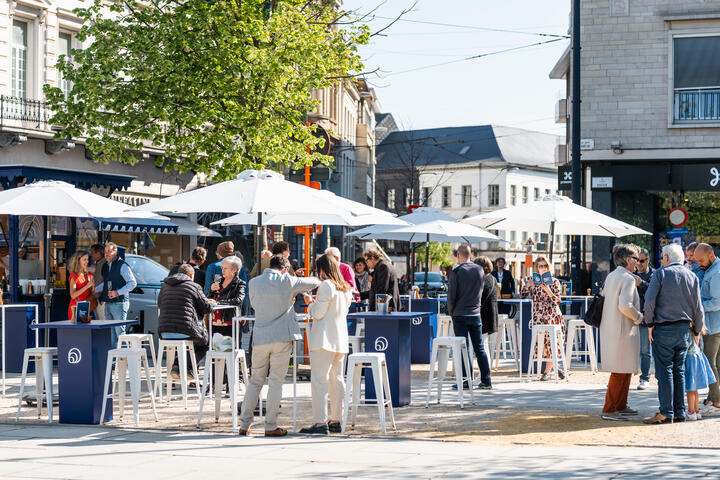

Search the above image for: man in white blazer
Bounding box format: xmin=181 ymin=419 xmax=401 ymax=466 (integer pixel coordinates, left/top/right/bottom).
xmin=238 ymin=255 xmax=320 ymax=436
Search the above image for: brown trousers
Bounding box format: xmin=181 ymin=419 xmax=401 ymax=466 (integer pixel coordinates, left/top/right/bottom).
xmin=603 ymin=373 xmax=632 ymax=413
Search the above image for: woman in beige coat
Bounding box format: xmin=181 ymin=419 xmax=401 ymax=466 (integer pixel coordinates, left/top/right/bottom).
xmin=301 ymin=254 xmax=353 ymax=435
xmin=600 ymin=244 xmax=644 ymax=420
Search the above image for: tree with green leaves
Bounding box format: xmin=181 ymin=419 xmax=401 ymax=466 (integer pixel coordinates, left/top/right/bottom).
xmin=44 ymin=0 xmax=369 ymax=179
xmin=416 ymin=242 xmax=454 ymax=268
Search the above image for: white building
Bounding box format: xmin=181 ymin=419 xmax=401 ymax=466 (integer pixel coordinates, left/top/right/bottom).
xmin=376 ymin=125 xmax=564 ymax=278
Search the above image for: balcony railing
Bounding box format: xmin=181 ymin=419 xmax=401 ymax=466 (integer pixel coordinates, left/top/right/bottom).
xmin=0 ymin=95 xmax=52 ymax=131
xmin=674 ymin=87 xmax=720 ymax=122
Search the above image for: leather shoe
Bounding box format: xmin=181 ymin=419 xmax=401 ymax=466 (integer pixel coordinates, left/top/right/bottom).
xmin=265 ymin=427 xmax=288 ymax=437
xmin=328 ymin=421 xmax=341 ymax=433
xmin=299 ymin=424 xmax=329 ymax=435
xmin=238 ymin=428 xmax=250 ymax=436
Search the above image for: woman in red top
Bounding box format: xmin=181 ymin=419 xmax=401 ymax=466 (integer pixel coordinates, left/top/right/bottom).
xmin=68 ymin=251 xmax=94 ymax=320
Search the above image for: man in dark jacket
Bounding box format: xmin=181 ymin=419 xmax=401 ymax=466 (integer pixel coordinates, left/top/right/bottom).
xmin=634 ymin=247 xmax=655 ymax=390
xmin=448 ymin=244 xmax=491 ymax=389
xmin=361 ymin=248 xmax=400 ymax=311
xmin=169 ymin=246 xmax=207 ymax=288
xmin=158 ymin=264 xmax=213 ymax=378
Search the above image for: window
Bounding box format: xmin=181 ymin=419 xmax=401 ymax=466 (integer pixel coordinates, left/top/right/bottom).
xmin=510 ymin=185 xmax=517 ymax=206
xmin=404 ymin=187 xmax=412 ymax=206
xmin=124 ymin=255 xmax=170 ymax=286
xmin=510 ymin=230 xmax=517 ymax=244
xmin=534 ymin=188 xmax=540 ymax=200
xmin=442 ymin=186 xmax=451 ymax=208
xmin=522 ymin=232 xmax=528 ymax=244
xmin=522 ymin=186 xmax=528 ymax=203
xmin=488 ymin=184 xmax=499 ymax=206
xmin=461 ymin=185 xmax=472 ymax=207
xmin=386 ymin=188 xmax=396 ymax=210
xmin=366 ymin=174 xmax=372 ymax=199
xmin=422 ymin=187 xmax=430 ymax=206
xmin=11 ymin=20 xmax=28 ymax=98
xmin=673 ymin=36 xmax=720 ymax=122
xmin=545 ymin=189 xmax=551 ymax=196
xmin=58 ymin=32 xmax=72 ymax=98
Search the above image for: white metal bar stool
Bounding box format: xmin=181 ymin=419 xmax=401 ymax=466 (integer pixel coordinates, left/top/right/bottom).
xmin=155 ymin=339 xmax=201 ymax=408
xmin=348 ymin=336 xmax=363 ymax=354
xmin=527 ymin=324 xmax=568 ymax=383
xmin=100 ymin=347 xmax=158 ymax=426
xmin=118 ymin=333 xmax=157 ymax=368
xmin=437 ymin=315 xmax=454 ymax=337
xmin=197 ymin=348 xmax=249 ymax=431
xmin=493 ymin=315 xmax=520 ymax=371
xmin=425 ymin=336 xmax=475 ymax=408
xmin=342 ymin=352 xmax=396 ymax=435
xmin=16 ymin=347 xmax=57 ymax=423
xmin=565 ymin=318 xmax=598 ymax=373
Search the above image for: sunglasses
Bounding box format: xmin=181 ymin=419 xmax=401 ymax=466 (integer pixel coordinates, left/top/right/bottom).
xmin=638 ymin=258 xmax=648 ymax=263
xmin=630 ymin=256 xmax=640 ymax=261
xmin=537 ymin=264 xmax=549 ymax=269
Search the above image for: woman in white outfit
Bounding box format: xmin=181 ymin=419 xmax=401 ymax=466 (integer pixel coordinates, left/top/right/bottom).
xmin=301 ymin=253 xmax=353 ymax=435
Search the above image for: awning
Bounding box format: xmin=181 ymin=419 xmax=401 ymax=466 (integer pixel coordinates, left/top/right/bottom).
xmin=0 ymin=165 xmax=135 ymax=191
xmin=97 ymin=216 xmax=178 ymax=234
xmin=169 ymin=217 xmax=221 ymax=237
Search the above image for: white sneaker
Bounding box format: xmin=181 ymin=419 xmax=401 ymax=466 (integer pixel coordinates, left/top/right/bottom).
xmin=685 ymin=412 xmax=697 ymax=421
xmin=696 ymin=411 xmax=702 ymax=420
xmin=637 ymin=380 xmax=649 ymax=390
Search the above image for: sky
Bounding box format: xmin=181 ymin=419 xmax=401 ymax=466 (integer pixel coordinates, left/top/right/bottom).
xmin=342 ymin=0 xmax=571 ymax=137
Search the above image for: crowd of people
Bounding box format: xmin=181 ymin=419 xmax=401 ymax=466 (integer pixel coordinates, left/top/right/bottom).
xmin=600 ymin=242 xmax=719 ymax=424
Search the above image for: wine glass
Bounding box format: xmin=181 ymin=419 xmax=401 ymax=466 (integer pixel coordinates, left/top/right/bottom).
xmin=214 ymin=274 xmax=222 ymax=285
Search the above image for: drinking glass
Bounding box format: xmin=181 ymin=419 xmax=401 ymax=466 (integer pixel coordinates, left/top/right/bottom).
xmin=214 ymin=274 xmax=222 ymax=284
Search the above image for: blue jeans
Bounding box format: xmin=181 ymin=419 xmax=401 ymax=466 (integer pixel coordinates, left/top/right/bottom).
xmin=452 ymin=316 xmax=491 ymax=386
xmin=639 ymin=324 xmax=652 ymax=382
xmin=105 ymin=299 xmax=129 ymax=347
xmin=651 ymin=322 xmax=691 ymax=419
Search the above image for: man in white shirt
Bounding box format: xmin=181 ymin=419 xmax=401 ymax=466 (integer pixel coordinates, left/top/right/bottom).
xmin=94 ymin=242 xmax=137 ymax=346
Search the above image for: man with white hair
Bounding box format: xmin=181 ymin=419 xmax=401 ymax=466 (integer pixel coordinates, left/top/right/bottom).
xmin=325 ymin=247 xmax=357 ymax=292
xmin=643 ymin=243 xmax=704 ymax=424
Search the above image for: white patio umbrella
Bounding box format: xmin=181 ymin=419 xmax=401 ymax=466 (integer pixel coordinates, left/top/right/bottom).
xmin=348 ymin=207 xmax=502 ymax=295
xmin=461 ymin=194 xmax=651 ymax=261
xmin=0 ymin=181 xmax=172 ymax=394
xmin=136 ymin=169 xmax=403 ymax=270
xmin=211 ymin=189 xmax=406 ymax=227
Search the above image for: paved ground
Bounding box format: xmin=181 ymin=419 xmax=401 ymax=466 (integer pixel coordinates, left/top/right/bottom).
xmin=1 ymin=423 xmax=719 ymax=479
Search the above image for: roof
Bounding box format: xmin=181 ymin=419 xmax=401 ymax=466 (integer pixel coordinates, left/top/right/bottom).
xmin=549 ymin=45 xmax=570 ymax=79
xmin=376 ymin=125 xmax=559 ymax=171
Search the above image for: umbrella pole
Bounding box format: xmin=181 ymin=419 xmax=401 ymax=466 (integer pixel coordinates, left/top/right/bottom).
xmin=548 ymin=221 xmax=555 ymax=264
xmin=311 ymin=224 xmax=317 ymax=276
xmin=424 ymin=233 xmax=429 ymax=297
xmin=256 ymin=212 xmax=262 ymax=277
xmin=43 ymin=217 xmax=51 ymax=346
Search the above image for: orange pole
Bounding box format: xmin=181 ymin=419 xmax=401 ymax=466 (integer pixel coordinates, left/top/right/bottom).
xmin=303 ymin=164 xmax=311 ymax=276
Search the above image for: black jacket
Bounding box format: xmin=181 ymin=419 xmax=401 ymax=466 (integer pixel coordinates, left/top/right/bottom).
xmin=491 ymin=268 xmax=515 ymax=296
xmin=361 ymin=259 xmax=400 ymax=311
xmin=636 ymin=265 xmax=655 ymax=314
xmin=481 ymin=273 xmax=498 ymax=335
xmin=158 ymin=273 xmax=213 ymax=346
xmin=448 ymin=262 xmax=485 ymax=318
xmin=169 ymin=261 xmax=206 ymax=288
xmin=207 ymin=274 xmax=246 ymax=324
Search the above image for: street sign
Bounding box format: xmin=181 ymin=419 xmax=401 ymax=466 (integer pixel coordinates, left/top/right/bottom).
xmin=668 ymin=207 xmax=688 ymax=227
xmin=289 ymin=166 xmax=330 ymax=182
xmin=558 ymin=165 xmax=572 ymax=191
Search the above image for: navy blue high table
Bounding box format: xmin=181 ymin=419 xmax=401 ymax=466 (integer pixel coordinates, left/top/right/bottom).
xmin=32 ymin=319 xmax=138 ymax=424
xmin=347 ymin=311 xmax=432 ymax=407
xmin=407 ymin=299 xmax=440 ymax=364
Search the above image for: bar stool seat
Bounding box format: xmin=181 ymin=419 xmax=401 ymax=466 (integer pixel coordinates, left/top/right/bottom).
xmin=565 ymin=318 xmax=598 ymax=373
xmin=155 ymin=339 xmax=201 ymax=408
xmin=100 ymin=347 xmax=158 ymax=426
xmin=425 ymin=336 xmax=474 ymax=408
xmin=342 ymin=353 xmax=396 ymax=435
xmin=528 ymin=324 xmax=568 ymax=383
xmin=16 ymin=347 xmax=57 ymax=423
xmin=118 ymin=333 xmax=157 ymax=368
xmin=197 ymin=348 xmax=249 ymax=431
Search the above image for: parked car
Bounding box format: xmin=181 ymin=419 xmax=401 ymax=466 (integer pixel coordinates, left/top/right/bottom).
xmin=413 ymin=272 xmax=447 ymax=297
xmin=124 ymin=254 xmax=169 ymax=322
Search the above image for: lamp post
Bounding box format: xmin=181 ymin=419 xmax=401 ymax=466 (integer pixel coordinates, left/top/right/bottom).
xmin=570 ymin=0 xmax=582 ymax=294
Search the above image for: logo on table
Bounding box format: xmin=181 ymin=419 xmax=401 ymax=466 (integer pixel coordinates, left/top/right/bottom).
xmin=412 ymin=317 xmax=423 ymax=326
xmin=67 ymin=348 xmax=82 ymax=364
xmin=374 ymin=336 xmax=388 ymax=352
xmin=711 ymin=167 xmax=720 ymax=187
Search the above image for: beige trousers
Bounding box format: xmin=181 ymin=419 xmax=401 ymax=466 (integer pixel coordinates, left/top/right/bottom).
xmin=239 ymin=341 xmax=292 ymax=431
xmin=309 ymin=349 xmax=346 ymax=424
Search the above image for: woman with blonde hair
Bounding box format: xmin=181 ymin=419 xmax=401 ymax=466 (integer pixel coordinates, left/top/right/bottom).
xmin=301 ymin=253 xmax=353 ymax=435
xmin=68 ymin=251 xmax=95 ymax=320
xmin=520 ymin=256 xmax=564 ymax=380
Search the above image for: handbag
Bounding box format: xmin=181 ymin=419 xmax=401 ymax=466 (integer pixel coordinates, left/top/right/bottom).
xmin=88 ymin=293 xmax=99 ymax=313
xmin=584 ymin=289 xmax=604 ymax=328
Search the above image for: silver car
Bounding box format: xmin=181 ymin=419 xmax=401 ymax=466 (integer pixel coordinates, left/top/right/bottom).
xmin=124 ymin=254 xmax=169 ymax=321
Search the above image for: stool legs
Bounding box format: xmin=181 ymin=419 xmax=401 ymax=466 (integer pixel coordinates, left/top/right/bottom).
xmin=425 ymin=342 xmax=439 ymax=408
xmin=214 ymin=358 xmax=225 ymax=422
xmin=380 ymin=360 xmax=396 ymax=432
xmin=587 ymin=326 xmax=598 ymax=373
xmin=117 ymin=358 xmax=128 ymax=418
xmin=41 ymin=354 xmax=53 ymax=423
xmin=142 ymin=351 xmax=159 ymax=422
xmin=99 ymin=353 xmax=114 ymax=425
xmin=371 ymin=358 xmax=386 ymax=435
xmin=15 ymin=352 xmax=30 ymax=422
xmin=451 ymin=343 xmax=464 ymax=409
xmin=177 ymin=347 xmax=189 ymax=410
xmin=461 ymin=342 xmax=475 ymax=407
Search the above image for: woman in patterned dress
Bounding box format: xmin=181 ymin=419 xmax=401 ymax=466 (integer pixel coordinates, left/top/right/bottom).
xmin=520 ymin=256 xmax=565 ymax=381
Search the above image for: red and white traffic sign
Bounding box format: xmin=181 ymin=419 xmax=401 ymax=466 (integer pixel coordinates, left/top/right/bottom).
xmin=668 ymin=207 xmax=688 ymax=227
